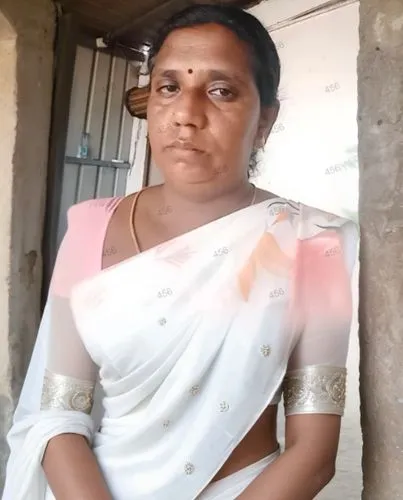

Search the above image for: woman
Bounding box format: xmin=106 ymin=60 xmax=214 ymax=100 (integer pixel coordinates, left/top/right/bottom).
xmin=3 ymin=4 xmax=358 ymax=500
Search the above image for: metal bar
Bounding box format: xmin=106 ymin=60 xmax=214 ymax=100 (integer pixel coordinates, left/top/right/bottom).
xmin=65 ymin=156 xmax=131 ymax=169
xmin=74 ymin=48 xmax=99 ymax=202
xmin=82 ymin=46 xmax=98 ymax=200
xmin=129 ymin=118 xmax=143 ymax=176
xmin=117 ymin=60 xmax=130 ymax=160
xmin=84 ymin=49 xmax=99 ymax=134
xmin=100 ymin=54 xmax=116 ymax=160
xmin=144 ymin=138 xmax=152 ymax=188
xmin=113 ymin=60 xmax=130 ymax=195
xmin=113 ymin=167 xmax=120 ymax=196
xmin=74 ymin=160 xmax=84 ymax=201
xmin=41 ymin=13 xmax=78 ymax=307
xmin=94 ymin=53 xmax=115 ymax=197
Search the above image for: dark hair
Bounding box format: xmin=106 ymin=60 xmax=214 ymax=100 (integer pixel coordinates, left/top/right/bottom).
xmin=148 ymin=4 xmax=281 ymax=108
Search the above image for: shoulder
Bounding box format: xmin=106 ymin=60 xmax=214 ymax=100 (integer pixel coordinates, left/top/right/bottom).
xmin=64 ymin=196 xmax=124 ymax=246
xmin=50 ymin=197 xmax=123 ymax=296
xmin=297 ymin=203 xmax=358 ymax=239
xmin=295 ymin=202 xmax=359 ymax=275
xmin=265 ymin=196 xmax=355 ymax=233
xmin=66 ymin=197 xmax=123 ymax=228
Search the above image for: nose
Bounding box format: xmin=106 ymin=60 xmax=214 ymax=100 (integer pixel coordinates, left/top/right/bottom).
xmin=172 ymin=90 xmax=206 ymax=130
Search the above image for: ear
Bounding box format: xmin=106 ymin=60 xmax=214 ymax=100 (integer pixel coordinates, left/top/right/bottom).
xmin=254 ymin=100 xmax=280 ymax=149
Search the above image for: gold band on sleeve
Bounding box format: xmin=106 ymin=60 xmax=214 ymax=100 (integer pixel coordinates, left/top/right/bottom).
xmin=283 ymin=365 xmax=347 ymax=416
xmin=41 ymin=370 xmax=95 ymax=414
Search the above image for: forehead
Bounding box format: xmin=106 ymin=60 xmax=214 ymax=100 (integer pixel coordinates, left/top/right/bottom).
xmin=153 ymin=23 xmax=252 ymax=72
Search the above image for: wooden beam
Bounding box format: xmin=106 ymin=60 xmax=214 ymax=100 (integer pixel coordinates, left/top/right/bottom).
xmin=110 ymin=0 xmax=266 ymax=44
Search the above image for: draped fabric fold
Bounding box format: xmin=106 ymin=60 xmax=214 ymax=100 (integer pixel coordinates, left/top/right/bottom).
xmin=3 ymin=196 xmax=358 ymax=500
xmin=3 ymin=305 xmax=95 ymax=500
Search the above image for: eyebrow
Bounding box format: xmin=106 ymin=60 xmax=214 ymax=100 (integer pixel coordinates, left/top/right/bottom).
xmin=152 ymin=68 xmax=247 ymax=86
xmin=207 ymin=69 xmax=246 ymax=86
xmin=152 ymin=69 xmax=178 ymax=80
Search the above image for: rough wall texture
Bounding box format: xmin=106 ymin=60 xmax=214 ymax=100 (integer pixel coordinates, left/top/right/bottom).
xmin=358 ymin=0 xmax=403 ymax=498
xmin=0 ymin=0 xmax=55 ymax=491
xmin=0 ymin=17 xmax=18 ymax=491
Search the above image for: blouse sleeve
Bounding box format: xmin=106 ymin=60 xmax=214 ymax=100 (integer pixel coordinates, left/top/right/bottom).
xmin=40 ymin=207 xmax=98 ymax=414
xmin=283 ymin=204 xmax=359 ymax=417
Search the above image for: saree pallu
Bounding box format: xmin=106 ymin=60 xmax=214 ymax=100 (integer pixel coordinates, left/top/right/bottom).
xmin=3 ymin=196 xmax=358 ymax=500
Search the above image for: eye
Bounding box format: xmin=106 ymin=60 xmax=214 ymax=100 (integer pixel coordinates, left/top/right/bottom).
xmin=158 ymin=84 xmax=179 ymax=96
xmin=209 ymin=87 xmax=235 ymax=99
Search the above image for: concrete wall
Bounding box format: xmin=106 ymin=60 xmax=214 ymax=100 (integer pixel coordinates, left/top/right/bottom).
xmin=0 ymin=15 xmax=18 ymax=482
xmin=358 ymin=0 xmax=403 ymax=498
xmin=0 ymin=0 xmax=55 ymax=490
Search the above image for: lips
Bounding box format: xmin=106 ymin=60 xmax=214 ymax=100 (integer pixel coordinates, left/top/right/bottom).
xmin=166 ymin=141 xmax=204 ymax=153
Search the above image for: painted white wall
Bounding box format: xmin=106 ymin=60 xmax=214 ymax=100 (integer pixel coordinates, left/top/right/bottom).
xmin=251 ymin=2 xmax=359 ymax=221
xmin=126 ymin=118 xmax=149 ymax=194
xmin=249 ymin=0 xmax=341 ymax=27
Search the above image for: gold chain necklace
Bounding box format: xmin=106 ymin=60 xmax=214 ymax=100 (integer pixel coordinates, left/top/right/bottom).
xmin=129 ymin=183 xmax=257 ymax=254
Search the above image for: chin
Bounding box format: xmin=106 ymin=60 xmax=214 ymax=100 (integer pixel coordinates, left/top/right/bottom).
xmin=165 ymin=162 xmax=223 ymax=184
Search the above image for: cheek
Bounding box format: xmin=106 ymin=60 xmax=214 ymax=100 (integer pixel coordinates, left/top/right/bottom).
xmin=212 ymin=109 xmax=259 ymax=153
xmin=147 ymin=105 xmax=173 ymax=139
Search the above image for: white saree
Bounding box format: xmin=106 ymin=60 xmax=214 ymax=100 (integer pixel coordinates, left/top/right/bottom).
xmin=3 ymin=196 xmax=358 ymax=500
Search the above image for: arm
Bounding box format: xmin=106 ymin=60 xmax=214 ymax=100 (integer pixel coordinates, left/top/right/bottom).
xmin=239 ymin=207 xmax=358 ymax=500
xmin=43 ymin=434 xmax=111 ymax=500
xmin=237 ymin=414 xmax=341 ymax=500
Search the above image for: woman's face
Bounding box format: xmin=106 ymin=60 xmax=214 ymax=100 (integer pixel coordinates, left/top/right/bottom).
xmin=147 ymin=23 xmax=277 ymax=189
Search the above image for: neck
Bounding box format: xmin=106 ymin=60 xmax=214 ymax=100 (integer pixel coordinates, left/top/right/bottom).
xmin=160 ymin=181 xmax=255 ymax=218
